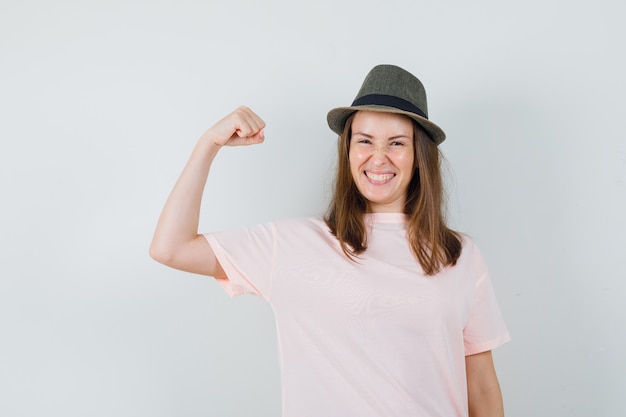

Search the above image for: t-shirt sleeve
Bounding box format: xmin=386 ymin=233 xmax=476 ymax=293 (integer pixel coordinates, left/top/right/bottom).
xmin=203 ymin=222 xmax=277 ymax=299
xmin=463 ymin=248 xmax=511 ymax=356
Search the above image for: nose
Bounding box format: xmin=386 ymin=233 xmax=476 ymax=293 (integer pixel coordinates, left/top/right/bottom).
xmin=371 ymin=144 xmax=389 ymax=165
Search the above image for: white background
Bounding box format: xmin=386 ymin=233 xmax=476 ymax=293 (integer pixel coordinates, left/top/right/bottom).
xmin=1 ymin=0 xmax=625 ymax=416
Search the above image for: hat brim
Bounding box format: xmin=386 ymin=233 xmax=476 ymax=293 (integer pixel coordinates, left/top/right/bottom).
xmin=327 ymin=105 xmax=446 ymax=145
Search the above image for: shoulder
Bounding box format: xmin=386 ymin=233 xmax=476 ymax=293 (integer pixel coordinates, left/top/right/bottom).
xmin=458 ymin=234 xmax=481 ymax=256
xmin=271 ymin=216 xmax=340 ymax=250
xmin=212 ymin=217 xmax=330 ymax=241
xmin=272 ymin=216 xmax=330 ymax=233
xmin=453 ymin=234 xmax=488 ymax=274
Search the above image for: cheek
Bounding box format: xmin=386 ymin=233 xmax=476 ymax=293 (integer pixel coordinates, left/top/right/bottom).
xmin=396 ymin=151 xmax=415 ymax=171
xmin=348 ymin=150 xmax=364 ymax=173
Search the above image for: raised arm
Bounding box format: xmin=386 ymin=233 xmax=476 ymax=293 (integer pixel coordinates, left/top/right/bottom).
xmin=149 ymin=106 xmax=265 ymax=277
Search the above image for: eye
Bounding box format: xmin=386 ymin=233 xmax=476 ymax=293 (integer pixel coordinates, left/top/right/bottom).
xmin=390 ymin=140 xmax=406 ymax=147
xmin=353 ymin=137 xmax=372 ymax=145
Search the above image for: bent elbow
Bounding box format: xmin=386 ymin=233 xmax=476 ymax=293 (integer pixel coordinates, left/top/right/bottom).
xmin=149 ymin=241 xmax=175 ymax=265
xmin=149 ymin=235 xmax=216 ymax=276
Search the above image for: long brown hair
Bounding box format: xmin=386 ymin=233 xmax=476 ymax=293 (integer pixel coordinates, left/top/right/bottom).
xmin=324 ymin=112 xmax=462 ymax=276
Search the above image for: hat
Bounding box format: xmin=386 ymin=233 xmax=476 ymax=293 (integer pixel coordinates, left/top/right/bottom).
xmin=327 ymin=64 xmax=446 ymax=145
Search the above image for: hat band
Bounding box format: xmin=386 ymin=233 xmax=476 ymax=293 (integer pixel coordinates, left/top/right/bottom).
xmin=351 ymin=94 xmax=428 ymax=119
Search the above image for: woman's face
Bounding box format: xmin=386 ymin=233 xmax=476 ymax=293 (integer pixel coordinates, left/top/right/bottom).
xmin=349 ymin=111 xmax=415 ymax=213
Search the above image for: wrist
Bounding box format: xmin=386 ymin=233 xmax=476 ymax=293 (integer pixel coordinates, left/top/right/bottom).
xmin=189 ymin=134 xmax=222 ymax=163
xmin=198 ymin=130 xmax=224 ymax=151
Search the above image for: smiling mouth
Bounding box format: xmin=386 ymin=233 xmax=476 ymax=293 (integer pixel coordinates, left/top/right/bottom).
xmin=365 ymin=172 xmax=395 ymax=183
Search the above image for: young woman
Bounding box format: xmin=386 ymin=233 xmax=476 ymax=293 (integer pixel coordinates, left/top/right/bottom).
xmin=150 ymin=64 xmax=510 ymax=417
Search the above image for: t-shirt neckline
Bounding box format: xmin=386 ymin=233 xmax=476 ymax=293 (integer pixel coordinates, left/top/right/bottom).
xmin=364 ymin=212 xmax=408 ymax=225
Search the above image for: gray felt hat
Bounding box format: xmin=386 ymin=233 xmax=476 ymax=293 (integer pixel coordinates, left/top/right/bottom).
xmin=327 ymin=64 xmax=446 ymax=145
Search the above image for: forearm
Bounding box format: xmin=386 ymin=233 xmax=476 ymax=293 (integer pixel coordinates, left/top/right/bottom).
xmin=467 ymin=381 xmax=504 ymax=417
xmin=150 ymin=133 xmax=221 ymax=260
xmin=466 ymin=351 xmax=504 ymax=417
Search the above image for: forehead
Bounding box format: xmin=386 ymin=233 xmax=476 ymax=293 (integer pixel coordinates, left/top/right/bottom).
xmin=351 ymin=111 xmax=414 ymax=136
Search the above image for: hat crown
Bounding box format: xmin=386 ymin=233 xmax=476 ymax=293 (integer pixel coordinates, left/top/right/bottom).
xmin=354 ymin=65 xmax=429 ymax=118
xmin=326 ymin=64 xmax=446 ymax=144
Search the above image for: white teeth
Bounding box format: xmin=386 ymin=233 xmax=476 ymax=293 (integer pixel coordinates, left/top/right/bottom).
xmin=366 ymin=172 xmax=394 ymax=182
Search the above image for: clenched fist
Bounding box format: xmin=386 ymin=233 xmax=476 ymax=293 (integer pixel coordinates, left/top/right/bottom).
xmin=204 ymin=106 xmax=266 ymax=147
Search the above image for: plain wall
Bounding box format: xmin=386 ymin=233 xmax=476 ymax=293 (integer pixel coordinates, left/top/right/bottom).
xmin=1 ymin=0 xmax=625 ymax=416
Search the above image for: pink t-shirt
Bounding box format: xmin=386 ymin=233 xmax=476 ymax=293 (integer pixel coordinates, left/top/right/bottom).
xmin=204 ymin=213 xmax=510 ymax=417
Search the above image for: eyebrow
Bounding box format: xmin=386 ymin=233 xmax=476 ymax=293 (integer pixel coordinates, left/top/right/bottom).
xmin=351 ymin=132 xmax=411 ymax=140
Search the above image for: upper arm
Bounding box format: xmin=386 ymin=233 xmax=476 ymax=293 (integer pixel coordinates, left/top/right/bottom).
xmin=465 ymin=350 xmax=504 ymax=417
xmin=150 ymin=234 xmax=226 ymax=278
